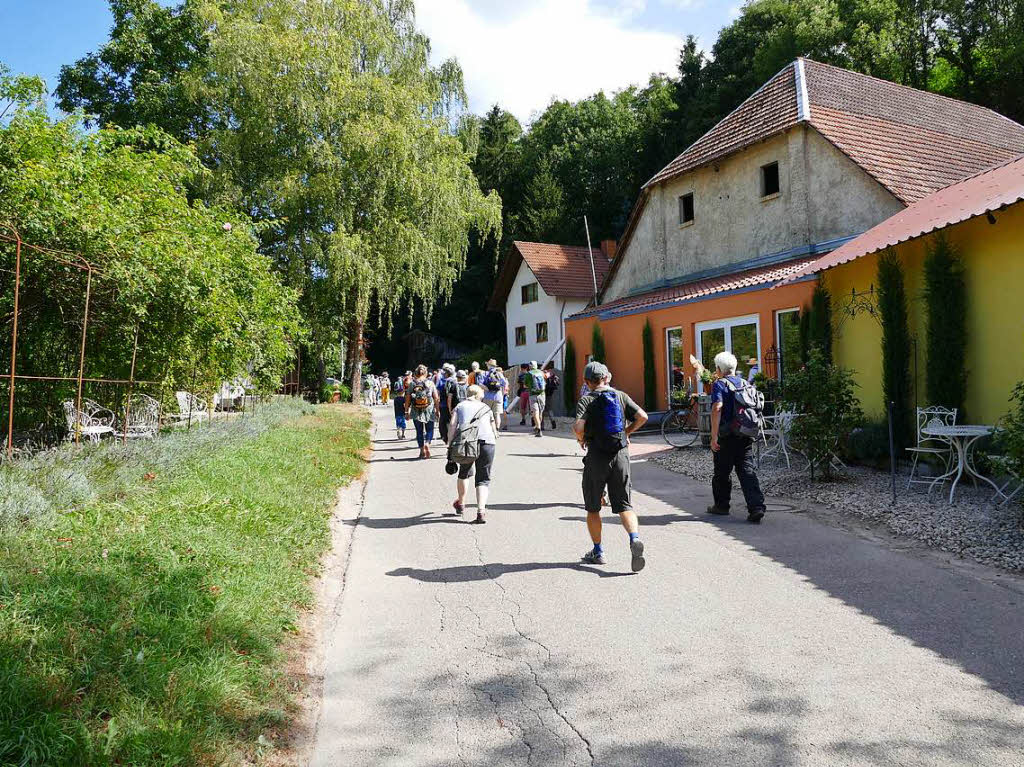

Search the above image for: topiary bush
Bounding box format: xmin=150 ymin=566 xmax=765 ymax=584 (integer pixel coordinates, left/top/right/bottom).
xmin=591 ymin=322 xmax=606 ymax=364
xmin=564 ymin=338 xmax=577 ymax=412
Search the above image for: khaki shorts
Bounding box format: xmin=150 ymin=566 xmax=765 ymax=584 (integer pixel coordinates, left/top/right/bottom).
xmin=529 ymin=393 xmax=546 ymax=415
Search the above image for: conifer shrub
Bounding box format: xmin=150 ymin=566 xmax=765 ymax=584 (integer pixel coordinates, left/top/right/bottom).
xmin=642 ymin=320 xmax=656 ymax=411
xmin=564 ymin=339 xmax=577 ymax=412
xmin=877 ymin=250 xmax=913 ymax=450
xmin=923 ymin=235 xmax=968 ymax=414
xmin=591 ymin=322 xmax=606 ymax=363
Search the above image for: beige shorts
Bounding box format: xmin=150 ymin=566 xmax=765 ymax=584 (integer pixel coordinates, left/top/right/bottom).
xmin=529 ymin=393 xmax=546 ymax=415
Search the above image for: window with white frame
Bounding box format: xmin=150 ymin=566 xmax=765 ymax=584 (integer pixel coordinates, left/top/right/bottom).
xmin=514 ymin=326 xmax=527 ymax=346
xmin=666 ymin=326 xmax=686 ymax=406
xmin=775 ymin=308 xmax=801 ymax=381
xmin=695 ymin=315 xmax=761 ymax=380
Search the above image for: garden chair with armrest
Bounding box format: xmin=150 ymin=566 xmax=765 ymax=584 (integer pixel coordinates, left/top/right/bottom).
xmin=907 ymin=406 xmax=957 ymax=489
xmin=63 ymin=399 xmax=116 ymax=443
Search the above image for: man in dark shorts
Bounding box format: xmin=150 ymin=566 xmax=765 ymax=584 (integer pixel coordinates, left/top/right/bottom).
xmin=573 ymin=361 xmax=649 ymax=572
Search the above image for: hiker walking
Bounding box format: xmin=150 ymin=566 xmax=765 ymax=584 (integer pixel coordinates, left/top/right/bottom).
xmin=437 ymin=363 xmax=456 ymax=444
xmin=380 ymin=373 xmax=390 ymax=405
xmin=406 ymin=364 xmax=440 ymax=459
xmin=447 ymin=384 xmax=499 ymax=525
xmin=393 ymin=378 xmax=408 ymax=440
xmin=542 ymin=360 xmax=559 ymax=431
xmin=477 ymin=359 xmax=508 ymax=433
xmin=525 ymin=361 xmax=547 ymax=437
xmin=708 ymin=351 xmax=767 ymax=524
xmin=573 ymin=361 xmax=649 ymax=572
xmin=511 ymin=363 xmax=530 ymax=426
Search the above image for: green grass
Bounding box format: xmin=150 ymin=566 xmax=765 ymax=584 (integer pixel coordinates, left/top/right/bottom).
xmin=0 ymin=402 xmax=369 ymax=766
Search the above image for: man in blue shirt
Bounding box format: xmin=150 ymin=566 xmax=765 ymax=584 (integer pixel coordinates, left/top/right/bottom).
xmin=708 ymin=351 xmax=766 ymax=523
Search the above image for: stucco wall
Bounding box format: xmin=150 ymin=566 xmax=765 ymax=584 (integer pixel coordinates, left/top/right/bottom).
xmin=603 ymin=125 xmax=904 ymax=302
xmin=564 ymin=279 xmax=815 ymax=409
xmin=826 ymin=201 xmax=1024 ymax=425
xmin=505 ymin=260 xmax=586 ymax=367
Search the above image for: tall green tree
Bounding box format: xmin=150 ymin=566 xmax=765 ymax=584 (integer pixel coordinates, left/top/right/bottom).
xmin=591 ymin=322 xmax=606 ymax=364
xmin=877 ymin=250 xmax=913 ymax=448
xmin=642 ymin=319 xmax=657 ymax=411
xmin=923 ymin=235 xmax=968 ymax=413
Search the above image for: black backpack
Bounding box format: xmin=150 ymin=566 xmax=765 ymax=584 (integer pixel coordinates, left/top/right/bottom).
xmin=448 ymin=379 xmax=468 ymax=406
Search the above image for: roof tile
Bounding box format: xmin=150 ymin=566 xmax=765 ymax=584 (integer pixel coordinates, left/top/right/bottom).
xmin=513 ymin=241 xmax=611 ymax=299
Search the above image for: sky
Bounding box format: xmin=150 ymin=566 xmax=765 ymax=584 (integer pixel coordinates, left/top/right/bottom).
xmin=0 ymin=0 xmax=741 ymax=124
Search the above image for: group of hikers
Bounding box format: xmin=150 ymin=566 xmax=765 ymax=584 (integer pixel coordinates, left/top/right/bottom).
xmin=368 ymin=350 xmax=767 ymax=573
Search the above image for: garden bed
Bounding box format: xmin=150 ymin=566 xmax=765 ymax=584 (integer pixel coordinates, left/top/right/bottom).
xmin=652 ymin=447 xmax=1024 ymax=574
xmin=0 ymin=400 xmax=369 ymax=766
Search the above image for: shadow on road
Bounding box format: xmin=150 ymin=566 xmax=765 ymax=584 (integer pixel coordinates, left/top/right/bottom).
xmin=487 ymin=502 xmax=585 ymax=511
xmin=387 ymin=561 xmax=634 ymax=581
xmin=348 ymin=512 xmax=465 ymax=529
xmin=630 ymin=459 xmax=1024 ymax=706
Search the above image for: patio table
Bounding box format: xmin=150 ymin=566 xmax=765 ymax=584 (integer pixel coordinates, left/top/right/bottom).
xmin=922 ymin=424 xmax=1005 ymax=504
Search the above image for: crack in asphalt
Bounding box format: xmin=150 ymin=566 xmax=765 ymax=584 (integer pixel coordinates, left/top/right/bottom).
xmin=468 ymin=527 xmax=597 ymax=766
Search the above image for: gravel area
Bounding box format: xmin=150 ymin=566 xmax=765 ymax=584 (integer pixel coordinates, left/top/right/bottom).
xmin=652 ymin=447 xmax=1024 ymax=574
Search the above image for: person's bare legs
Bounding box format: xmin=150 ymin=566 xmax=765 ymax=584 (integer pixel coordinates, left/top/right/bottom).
xmin=455 ymin=477 xmax=468 ymax=509
xmin=472 ymin=484 xmax=490 ymax=524
xmin=619 ymin=510 xmax=639 ymax=535
xmin=586 ymin=509 xmax=602 ymax=544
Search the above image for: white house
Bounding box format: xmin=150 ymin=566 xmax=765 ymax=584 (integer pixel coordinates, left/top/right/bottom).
xmin=489 ymin=241 xmax=614 ymax=368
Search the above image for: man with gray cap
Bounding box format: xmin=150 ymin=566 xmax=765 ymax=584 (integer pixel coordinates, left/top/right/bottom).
xmin=573 ymin=361 xmax=649 ymax=572
xmin=437 ymin=363 xmax=457 ymax=443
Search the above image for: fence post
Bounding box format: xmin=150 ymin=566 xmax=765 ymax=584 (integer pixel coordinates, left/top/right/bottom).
xmin=888 ymin=400 xmax=897 ymax=504
xmin=6 ymin=232 xmax=21 ymax=460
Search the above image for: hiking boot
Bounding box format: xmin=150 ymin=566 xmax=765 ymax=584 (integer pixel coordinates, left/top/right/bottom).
xmin=630 ymin=539 xmax=646 ymax=573
xmin=747 ymin=508 xmax=765 ymax=524
xmin=520 ymin=419 xmax=526 ymax=426
xmin=453 ymin=501 xmax=464 ymax=516
xmin=471 ymin=513 xmax=486 ymax=525
xmin=535 ymin=430 xmax=543 ymax=438
xmin=581 ymin=548 xmax=605 ymax=565
xmin=706 ymin=505 xmax=730 ymax=516
xmin=550 ymin=420 xmax=557 ymax=430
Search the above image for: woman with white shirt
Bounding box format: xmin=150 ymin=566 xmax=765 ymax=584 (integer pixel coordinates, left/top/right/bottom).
xmin=448 ymin=384 xmax=499 ymax=524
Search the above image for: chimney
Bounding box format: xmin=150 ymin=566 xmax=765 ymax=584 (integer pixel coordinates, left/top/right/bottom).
xmin=599 ymin=239 xmax=617 ymax=261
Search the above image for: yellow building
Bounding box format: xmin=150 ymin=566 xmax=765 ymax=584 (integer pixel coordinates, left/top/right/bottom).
xmin=781 ymin=156 xmax=1024 ymax=424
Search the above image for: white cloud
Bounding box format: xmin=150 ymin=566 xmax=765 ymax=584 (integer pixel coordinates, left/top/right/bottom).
xmin=414 ymin=0 xmax=682 ymax=124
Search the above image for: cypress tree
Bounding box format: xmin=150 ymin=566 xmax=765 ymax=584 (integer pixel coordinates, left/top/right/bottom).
xmin=591 ymin=322 xmax=606 ymax=364
xmin=642 ymin=319 xmax=656 ymax=410
xmin=809 ymin=280 xmax=833 ymax=363
xmin=923 ymin=235 xmax=968 ymax=413
xmin=564 ymin=338 xmax=577 ymax=412
xmin=798 ymin=306 xmax=811 ymax=365
xmin=877 ymin=250 xmax=913 ymax=449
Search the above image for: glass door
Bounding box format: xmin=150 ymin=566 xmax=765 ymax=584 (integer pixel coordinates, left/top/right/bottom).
xmin=695 ymin=315 xmax=761 ymax=380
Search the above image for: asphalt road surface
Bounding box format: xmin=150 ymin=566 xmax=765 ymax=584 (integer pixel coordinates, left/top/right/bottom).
xmin=311 ymin=407 xmax=1024 ymax=766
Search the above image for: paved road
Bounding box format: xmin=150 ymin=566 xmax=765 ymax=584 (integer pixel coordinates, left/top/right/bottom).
xmin=311 ymin=407 xmax=1024 ymax=766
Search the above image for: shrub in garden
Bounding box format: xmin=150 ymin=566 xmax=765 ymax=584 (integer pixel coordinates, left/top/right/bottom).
xmin=783 ymin=349 xmax=863 ymax=479
xmin=994 ymin=382 xmax=1024 ymax=504
xmin=809 ymin=280 xmax=833 ymax=363
xmin=846 ymin=418 xmax=892 ymax=468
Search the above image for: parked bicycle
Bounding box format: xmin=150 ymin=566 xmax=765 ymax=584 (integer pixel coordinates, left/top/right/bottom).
xmin=661 ymin=395 xmax=701 ymax=448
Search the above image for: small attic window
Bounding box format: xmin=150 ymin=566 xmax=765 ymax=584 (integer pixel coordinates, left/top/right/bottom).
xmin=761 ymin=161 xmax=780 ymax=198
xmin=678 ymin=193 xmax=694 ymax=226
xmin=521 ymin=282 xmax=539 ymax=304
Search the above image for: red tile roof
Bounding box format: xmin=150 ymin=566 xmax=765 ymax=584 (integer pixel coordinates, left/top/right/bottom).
xmin=779 ymin=155 xmax=1024 ymax=284
xmin=645 ymin=59 xmax=1024 ymax=205
xmin=572 ymin=256 xmax=818 ymax=320
xmin=488 ymin=241 xmax=612 ymax=311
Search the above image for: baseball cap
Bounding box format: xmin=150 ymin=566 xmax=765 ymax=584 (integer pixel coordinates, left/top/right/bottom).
xmin=584 ymin=361 xmax=610 ymax=382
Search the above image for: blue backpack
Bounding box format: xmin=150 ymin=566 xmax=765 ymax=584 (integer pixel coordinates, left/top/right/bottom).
xmin=589 ymin=389 xmax=627 ymax=453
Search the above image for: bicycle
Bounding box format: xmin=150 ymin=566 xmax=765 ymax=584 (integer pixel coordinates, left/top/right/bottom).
xmin=661 ymin=396 xmax=702 ymax=448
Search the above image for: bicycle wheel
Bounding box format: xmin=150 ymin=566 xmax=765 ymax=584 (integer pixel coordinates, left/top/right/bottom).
xmin=662 ymin=408 xmax=701 ymax=448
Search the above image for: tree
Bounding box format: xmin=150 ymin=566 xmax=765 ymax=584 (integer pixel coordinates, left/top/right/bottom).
xmin=591 ymin=322 xmax=606 ymax=364
xmin=642 ymin=319 xmax=657 ymax=411
xmin=923 ymin=234 xmax=968 ymax=413
xmin=877 ymin=250 xmax=913 ymax=449
xmin=809 ymin=280 xmax=833 ymax=363
xmin=564 ymin=338 xmax=577 ymax=413
xmin=0 ymin=80 xmax=298 ymax=431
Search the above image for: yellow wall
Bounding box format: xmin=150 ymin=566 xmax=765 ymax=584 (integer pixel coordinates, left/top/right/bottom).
xmin=826 ymin=200 xmax=1024 ymax=424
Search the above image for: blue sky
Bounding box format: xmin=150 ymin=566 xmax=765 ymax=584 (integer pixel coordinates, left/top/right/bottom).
xmin=1 ymin=0 xmax=741 ymax=123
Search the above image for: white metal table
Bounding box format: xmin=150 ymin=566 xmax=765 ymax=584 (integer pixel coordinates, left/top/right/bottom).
xmin=922 ymin=424 xmax=1005 ymax=504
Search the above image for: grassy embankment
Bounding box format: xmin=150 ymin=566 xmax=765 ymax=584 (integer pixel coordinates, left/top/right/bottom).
xmin=0 ymin=400 xmax=369 ymax=765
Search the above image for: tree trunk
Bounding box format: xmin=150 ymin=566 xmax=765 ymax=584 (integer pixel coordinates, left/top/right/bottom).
xmin=349 ymin=317 xmax=365 ymax=400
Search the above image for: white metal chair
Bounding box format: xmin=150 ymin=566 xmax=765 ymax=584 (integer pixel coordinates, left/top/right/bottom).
xmin=63 ymin=399 xmax=116 ymax=443
xmin=759 ymin=410 xmax=796 ymax=468
xmin=172 ymin=391 xmax=209 ymax=423
xmin=121 ymin=394 xmax=161 ymax=439
xmin=907 ymin=406 xmax=957 ymax=489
